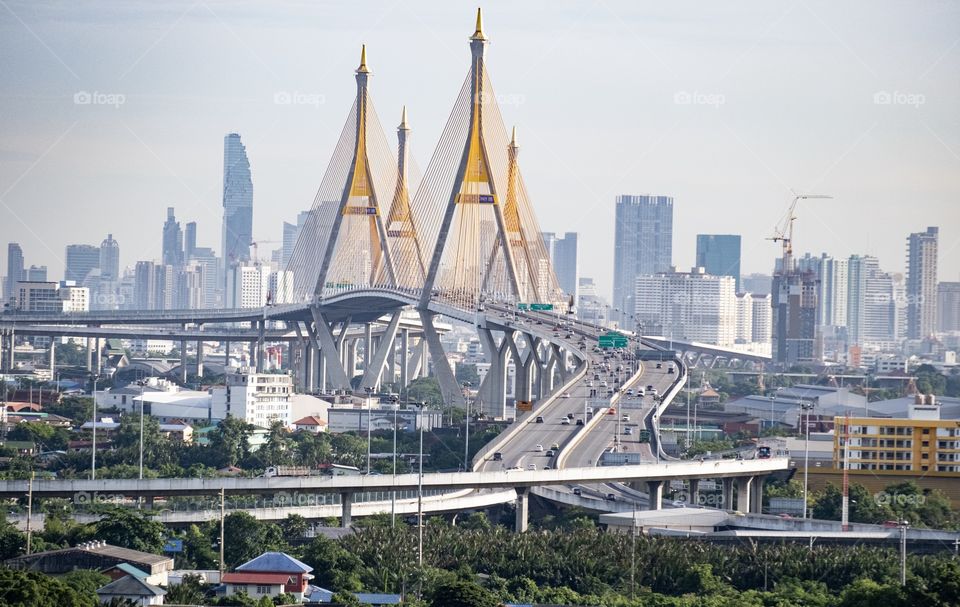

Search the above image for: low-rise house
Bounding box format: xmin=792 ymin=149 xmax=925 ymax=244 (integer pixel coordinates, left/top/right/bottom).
xmin=96 ymin=574 xmax=166 ymax=605
xmin=293 ymin=415 xmax=327 ymax=433
xmin=4 ymin=541 xmax=174 ymax=584
xmin=222 ymin=551 xmax=313 ymax=602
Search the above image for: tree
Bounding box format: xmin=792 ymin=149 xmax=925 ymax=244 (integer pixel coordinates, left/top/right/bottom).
xmin=301 ymin=535 xmax=364 ymax=591
xmin=406 ymin=377 xmax=444 ymax=407
xmin=0 ymin=511 xmax=26 ymax=559
xmin=93 ymin=506 xmax=167 ymax=554
xmin=209 ymin=417 xmax=254 ymax=468
xmin=428 ymin=580 xmax=499 ymax=607
xmin=280 ymin=513 xmax=309 ymax=539
xmin=0 ymin=568 xmax=94 ymax=607
xmin=61 ymin=570 xmax=110 ymax=599
xmin=222 ymin=512 xmax=287 ymax=568
xmin=164 ymin=573 xmax=207 ymax=605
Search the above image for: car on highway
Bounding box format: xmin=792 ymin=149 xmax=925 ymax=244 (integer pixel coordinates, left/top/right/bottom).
xmin=667 ymin=366 xmax=675 ymax=374
xmin=560 ymin=417 xmax=571 ymax=425
xmin=606 ymin=493 xmax=617 ymax=501
xmin=576 ymin=419 xmax=584 ymax=426
xmin=655 ymin=363 xmax=662 ymax=369
xmin=527 ymin=463 xmax=537 ymax=471
xmin=586 ymin=406 xmax=594 ymax=415
xmin=493 ymin=452 xmax=503 ymax=461
xmin=572 ymin=487 xmax=582 ymax=496
xmin=562 ymin=392 xmax=571 ymax=398
xmin=646 ymin=384 xmax=654 ymax=391
xmin=545 ymin=450 xmax=555 ymax=457
xmin=621 ymin=414 xmax=630 ymax=422
xmin=535 ymin=416 xmax=544 ymax=423
xmin=534 ymin=444 xmax=544 ymax=452
xmin=624 ymin=427 xmax=633 ymax=435
xmin=566 ymin=412 xmax=575 ymax=419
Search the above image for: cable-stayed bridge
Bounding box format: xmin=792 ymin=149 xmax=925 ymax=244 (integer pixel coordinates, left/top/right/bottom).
xmin=0 ymin=11 xmax=788 ymax=529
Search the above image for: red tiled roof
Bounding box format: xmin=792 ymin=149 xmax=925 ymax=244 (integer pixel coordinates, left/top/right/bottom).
xmin=293 ymin=416 xmax=327 ymax=426
xmin=222 ymin=572 xmax=291 ymax=585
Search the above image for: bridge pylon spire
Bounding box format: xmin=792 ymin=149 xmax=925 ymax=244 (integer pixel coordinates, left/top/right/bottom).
xmin=416 ymin=10 xmax=563 ymax=310
xmin=381 ymin=106 xmax=427 ymax=287
xmin=302 ymin=45 xmax=400 ymax=299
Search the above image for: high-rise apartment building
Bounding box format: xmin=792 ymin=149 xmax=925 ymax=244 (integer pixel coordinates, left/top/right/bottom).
xmin=813 ymin=254 xmax=848 ymax=329
xmin=134 ymin=261 xmax=156 ymax=310
xmin=222 ymin=133 xmax=254 ymax=282
xmin=735 ymin=293 xmax=753 ymax=343
xmin=162 ymin=207 xmax=184 ymax=268
xmin=634 ymin=268 xmax=737 ymax=346
xmin=906 ymin=227 xmax=939 ymax=339
xmin=64 ymin=244 xmax=100 ymax=284
xmin=847 ymin=255 xmax=899 ymax=348
xmin=226 ymin=265 xmax=271 ymax=309
xmin=696 ymin=234 xmax=741 ymax=292
xmin=771 ymin=267 xmax=819 ymax=365
xmin=14 ymin=281 xmax=60 ymax=312
xmin=5 ymin=243 xmax=24 ymax=301
xmin=99 ymin=234 xmax=120 ymax=281
xmin=751 ymin=293 xmax=772 ymax=344
xmin=938 ymin=282 xmax=960 ymax=333
xmin=613 ymin=195 xmax=673 ymax=322
xmin=541 ymin=232 xmax=578 ymax=301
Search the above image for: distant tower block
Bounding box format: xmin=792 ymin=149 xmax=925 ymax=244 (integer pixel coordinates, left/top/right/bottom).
xmin=417 ymin=9 xmax=563 ymax=310
xmin=312 ymin=45 xmax=400 ymax=297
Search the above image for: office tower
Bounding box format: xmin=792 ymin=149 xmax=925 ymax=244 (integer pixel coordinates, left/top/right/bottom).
xmin=226 ymin=265 xmax=271 ymax=309
xmin=817 ymin=254 xmax=848 ymax=329
xmin=177 ymin=263 xmax=205 ymax=309
xmin=735 ymin=293 xmax=753 ymax=343
xmin=58 ymin=282 xmax=90 ymax=312
xmin=222 ymin=133 xmax=254 ymax=281
xmin=906 ymin=227 xmax=939 ymax=339
xmin=938 ymin=282 xmax=960 ymax=333
xmin=162 ymin=207 xmax=184 ymax=268
xmin=134 ymin=261 xmax=156 ymax=310
xmin=634 ymin=268 xmax=737 ymax=346
xmin=5 ymin=243 xmax=24 ymax=300
xmin=14 ymin=281 xmax=60 ymax=311
xmin=64 ymin=244 xmax=100 ymax=284
xmin=184 ymin=222 xmax=197 ymax=260
xmin=612 ymin=195 xmax=673 ymax=321
xmin=848 ymin=255 xmax=898 ymax=348
xmin=541 ymin=232 xmax=579 ymax=301
xmin=282 ymin=221 xmax=298 ymax=267
xmin=751 ymin=293 xmax=772 ymax=343
xmin=25 ymin=265 xmax=47 ymax=282
xmin=99 ymin=233 xmax=120 ymax=281
xmin=188 ymin=247 xmax=219 ymax=308
xmin=695 ymin=234 xmax=741 ymax=292
xmin=742 ymin=273 xmax=773 ymax=296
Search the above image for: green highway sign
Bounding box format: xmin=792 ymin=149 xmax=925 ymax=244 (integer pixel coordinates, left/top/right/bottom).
xmin=598 ymin=332 xmax=628 ymax=348
xmin=517 ymin=303 xmax=529 ymax=310
xmin=530 ymin=303 xmax=554 ymax=311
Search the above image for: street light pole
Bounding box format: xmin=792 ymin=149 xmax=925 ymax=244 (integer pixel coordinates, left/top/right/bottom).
xmin=463 ymin=382 xmax=471 ymax=471
xmin=364 ymin=387 xmax=373 ymax=474
xmin=138 ymin=379 xmax=145 ymax=480
xmin=91 ymin=374 xmax=98 ymax=481
xmin=801 ymin=400 xmax=814 ymax=519
xmin=417 ymin=402 xmax=424 ymax=569
xmin=391 ymin=404 xmax=398 ymax=527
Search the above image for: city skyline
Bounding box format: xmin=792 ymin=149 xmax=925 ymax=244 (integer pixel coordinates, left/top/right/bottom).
xmin=0 ymin=2 xmax=957 ymax=302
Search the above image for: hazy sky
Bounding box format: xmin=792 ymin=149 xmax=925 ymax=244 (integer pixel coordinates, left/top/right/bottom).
xmin=1 ymin=0 xmax=958 ymax=300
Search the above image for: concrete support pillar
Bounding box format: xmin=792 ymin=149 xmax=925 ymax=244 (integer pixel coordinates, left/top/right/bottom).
xmin=287 ymin=341 xmax=294 ymax=375
xmin=384 ymin=337 xmax=396 ymax=386
xmin=224 ymin=340 xmax=231 ymax=369
xmin=688 ymin=479 xmax=700 ymax=506
xmin=318 ymin=352 xmax=327 ymax=393
xmin=400 ymin=329 xmax=410 ymax=387
xmin=360 ymin=313 xmax=402 ymax=392
xmin=363 ymin=323 xmax=373 ymax=372
xmin=647 ymin=480 xmax=664 ymax=510
xmin=256 ymin=321 xmax=265 ymax=373
xmin=49 ymin=338 xmax=56 ymax=375
xmin=418 ymin=310 xmax=464 ymax=407
xmin=722 ymin=478 xmax=735 ymax=511
xmin=180 ymin=339 xmax=188 ymax=382
xmin=515 ymin=487 xmax=529 ymax=533
xmin=196 ymin=340 xmax=204 ymax=378
xmin=750 ymin=476 xmax=764 ymax=514
xmin=347 ymin=339 xmax=359 ymax=380
xmin=736 ymin=477 xmax=753 ymax=513
xmin=248 ymin=341 xmax=256 ymax=369
xmin=144 ymin=496 xmax=155 ymax=509
xmin=309 ymin=309 xmax=351 ymax=392
xmin=86 ymin=336 xmax=93 ymax=372
xmin=340 ymin=492 xmax=353 ymax=528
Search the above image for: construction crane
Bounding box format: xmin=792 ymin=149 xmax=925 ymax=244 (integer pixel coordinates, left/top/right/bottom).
xmin=767 ymin=193 xmax=832 ymax=272
xmin=249 ymin=239 xmax=280 ymax=265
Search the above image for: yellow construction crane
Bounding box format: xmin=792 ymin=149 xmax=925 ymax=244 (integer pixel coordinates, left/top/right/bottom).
xmin=767 ymin=193 xmax=832 ymax=271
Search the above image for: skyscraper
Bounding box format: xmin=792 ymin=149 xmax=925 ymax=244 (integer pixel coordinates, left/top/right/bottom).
xmin=612 ymin=195 xmax=673 ymax=321
xmin=938 ymin=282 xmax=960 ymax=333
xmin=25 ymin=265 xmax=47 ymax=282
xmin=695 ymin=234 xmax=741 ymax=291
xmin=541 ymin=232 xmax=579 ymax=301
xmin=5 ymin=243 xmax=24 ymax=301
xmin=222 ymin=133 xmax=254 ymax=281
xmin=847 ymin=255 xmax=898 ymax=347
xmin=184 ymin=222 xmax=197 ymax=260
xmin=906 ymin=226 xmax=938 ymax=339
xmin=64 ymin=244 xmax=100 ymax=284
xmin=162 ymin=207 xmax=184 ymax=268
xmin=99 ymin=234 xmax=120 ymax=281
xmin=133 ymin=261 xmax=156 ymax=310
xmin=634 ymin=267 xmax=737 ymax=346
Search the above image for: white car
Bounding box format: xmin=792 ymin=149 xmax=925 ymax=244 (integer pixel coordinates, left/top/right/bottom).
xmin=560 ymin=418 xmax=571 ymax=425
xmin=534 ymin=444 xmax=544 ymax=452
xmin=586 ymin=407 xmax=595 ymax=415
xmin=526 ymin=463 xmax=537 ymax=471
xmin=562 ymin=392 xmax=571 ymax=398
xmin=621 ymin=414 xmax=630 ymax=422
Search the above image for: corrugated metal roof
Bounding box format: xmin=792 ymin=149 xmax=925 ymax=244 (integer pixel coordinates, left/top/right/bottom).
xmin=222 ymin=572 xmax=291 ymax=584
xmin=96 ymin=575 xmax=165 ymax=597
xmin=236 ymin=551 xmax=312 ymax=573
